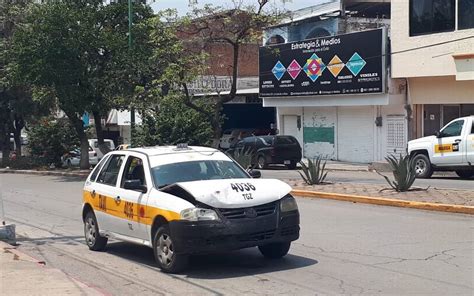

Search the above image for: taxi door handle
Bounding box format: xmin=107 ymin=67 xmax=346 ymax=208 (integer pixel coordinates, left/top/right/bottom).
xmin=454 ymin=139 xmax=462 ymax=143
xmin=114 ymin=196 xmax=121 ymax=203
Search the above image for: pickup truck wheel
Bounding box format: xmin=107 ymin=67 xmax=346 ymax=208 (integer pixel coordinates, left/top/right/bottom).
xmin=258 ymin=242 xmax=291 ymax=259
xmin=257 ymin=155 xmax=268 ymax=169
xmin=153 ymin=225 xmax=188 ymax=273
xmin=412 ymin=154 xmax=433 ymax=178
xmin=455 ymin=170 xmax=474 ymax=179
xmin=84 ymin=211 xmax=108 ymax=251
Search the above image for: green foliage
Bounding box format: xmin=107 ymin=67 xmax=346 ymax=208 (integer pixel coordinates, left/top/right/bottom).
xmin=379 ymin=154 xmax=416 ymax=192
xmin=298 ymin=157 xmax=328 ymax=185
xmin=228 ymin=147 xmax=254 ymax=170
xmin=134 ymin=94 xmax=213 ymax=147
xmin=27 ymin=118 xmax=80 ymax=167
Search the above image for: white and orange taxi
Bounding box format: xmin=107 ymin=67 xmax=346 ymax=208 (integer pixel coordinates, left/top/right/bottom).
xmin=82 ymin=144 xmax=300 ymax=273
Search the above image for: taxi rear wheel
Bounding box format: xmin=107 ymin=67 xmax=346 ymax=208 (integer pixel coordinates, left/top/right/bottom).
xmin=84 ymin=211 xmax=107 ymax=251
xmin=258 ymin=242 xmax=291 ymax=259
xmin=153 ymin=225 xmax=188 ymax=273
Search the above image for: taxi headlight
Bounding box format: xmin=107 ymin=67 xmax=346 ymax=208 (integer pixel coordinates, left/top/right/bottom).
xmin=180 ymin=208 xmax=220 ymax=221
xmin=280 ymin=196 xmax=298 ymax=212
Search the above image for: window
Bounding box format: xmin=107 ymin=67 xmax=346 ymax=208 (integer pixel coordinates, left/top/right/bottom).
xmin=121 ymin=156 xmax=146 ymax=187
xmin=90 ymin=155 xmax=110 ymax=182
xmin=409 ymin=0 xmax=455 ymax=36
xmin=97 ymin=155 xmax=125 ymax=186
xmin=441 ymin=120 xmax=464 ymax=137
xmin=458 ymin=0 xmax=474 ymax=29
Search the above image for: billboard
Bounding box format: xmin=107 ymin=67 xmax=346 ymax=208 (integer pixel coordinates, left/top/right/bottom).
xmin=259 ymin=28 xmax=386 ymax=97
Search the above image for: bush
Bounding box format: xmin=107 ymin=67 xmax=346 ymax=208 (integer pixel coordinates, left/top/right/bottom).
xmin=378 ymin=154 xmax=416 ymax=192
xmin=299 ymin=157 xmax=328 ymax=185
xmin=27 ymin=118 xmax=79 ymax=167
xmin=134 ymin=95 xmax=213 ymax=147
xmin=7 ymin=156 xmax=48 ymax=170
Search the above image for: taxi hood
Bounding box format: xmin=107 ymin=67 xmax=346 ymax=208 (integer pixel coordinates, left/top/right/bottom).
xmin=163 ymin=179 xmax=292 ymax=209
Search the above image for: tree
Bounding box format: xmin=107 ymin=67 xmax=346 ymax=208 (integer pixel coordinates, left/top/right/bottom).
xmin=134 ymin=92 xmax=213 ymax=147
xmin=0 ymin=0 xmax=47 ymax=167
xmin=174 ymin=0 xmax=285 ymax=147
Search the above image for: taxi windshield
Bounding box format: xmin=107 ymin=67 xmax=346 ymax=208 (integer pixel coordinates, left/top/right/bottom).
xmin=151 ymin=160 xmax=248 ymax=189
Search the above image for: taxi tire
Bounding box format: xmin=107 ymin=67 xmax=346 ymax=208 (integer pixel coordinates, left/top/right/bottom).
xmin=258 ymin=242 xmax=291 ymax=259
xmin=84 ymin=211 xmax=108 ymax=251
xmin=153 ymin=225 xmax=188 ymax=273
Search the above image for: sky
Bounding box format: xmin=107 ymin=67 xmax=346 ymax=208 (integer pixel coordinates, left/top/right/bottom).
xmin=151 ymin=0 xmax=330 ymax=15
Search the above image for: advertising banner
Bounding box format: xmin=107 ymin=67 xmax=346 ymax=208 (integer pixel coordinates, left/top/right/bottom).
xmin=259 ymin=28 xmax=386 ymax=97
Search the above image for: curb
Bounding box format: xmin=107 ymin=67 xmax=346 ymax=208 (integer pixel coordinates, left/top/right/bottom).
xmin=291 ymin=189 xmax=474 ymax=215
xmin=0 ymin=169 xmax=88 ymax=178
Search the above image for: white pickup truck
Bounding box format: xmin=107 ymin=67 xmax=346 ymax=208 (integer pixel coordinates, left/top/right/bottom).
xmin=408 ymin=116 xmax=474 ymax=179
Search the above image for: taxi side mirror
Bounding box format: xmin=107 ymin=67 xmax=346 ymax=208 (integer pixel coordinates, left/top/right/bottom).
xmin=124 ymin=179 xmax=147 ymax=193
xmin=248 ymin=169 xmax=261 ymax=179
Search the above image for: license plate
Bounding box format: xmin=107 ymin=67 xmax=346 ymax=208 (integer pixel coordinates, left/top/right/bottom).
xmin=284 ymin=160 xmax=291 ymax=164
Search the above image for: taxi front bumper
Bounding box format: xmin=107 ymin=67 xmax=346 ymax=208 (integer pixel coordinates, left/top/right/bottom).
xmin=168 ymin=210 xmax=299 ymax=255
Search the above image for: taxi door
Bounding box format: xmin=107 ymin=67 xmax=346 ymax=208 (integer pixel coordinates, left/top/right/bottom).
xmin=432 ymin=119 xmax=466 ymax=165
xmin=114 ymin=153 xmax=151 ymax=241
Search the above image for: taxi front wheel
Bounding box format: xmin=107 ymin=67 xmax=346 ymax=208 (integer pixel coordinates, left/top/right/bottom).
xmin=84 ymin=211 xmax=108 ymax=251
xmin=258 ymin=242 xmax=291 ymax=259
xmin=153 ymin=225 xmax=188 ymax=273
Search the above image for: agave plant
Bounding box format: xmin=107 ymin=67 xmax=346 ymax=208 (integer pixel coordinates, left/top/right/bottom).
xmin=379 ymin=154 xmax=416 ymax=192
xmin=298 ymin=157 xmax=328 ymax=185
xmin=228 ymin=147 xmax=254 ymax=170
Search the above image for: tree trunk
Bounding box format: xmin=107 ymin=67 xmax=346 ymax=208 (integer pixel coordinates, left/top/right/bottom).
xmin=93 ymin=111 xmax=110 ymax=155
xmin=65 ymin=111 xmax=89 ymax=169
xmin=13 ymin=116 xmax=24 ymax=156
xmin=0 ymin=122 xmax=11 ymax=167
xmin=210 ymin=102 xmax=223 ymax=148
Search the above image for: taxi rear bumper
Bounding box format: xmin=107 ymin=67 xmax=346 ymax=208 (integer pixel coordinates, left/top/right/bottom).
xmin=168 ymin=210 xmax=299 ymax=255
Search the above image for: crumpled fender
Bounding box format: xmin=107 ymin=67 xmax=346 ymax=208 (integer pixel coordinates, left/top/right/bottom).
xmin=173 ymin=178 xmax=292 ymax=209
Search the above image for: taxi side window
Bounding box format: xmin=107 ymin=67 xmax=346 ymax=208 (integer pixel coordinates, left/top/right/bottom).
xmin=441 ymin=120 xmax=464 ymax=137
xmin=90 ymin=155 xmax=109 ymax=182
xmin=97 ymin=155 xmax=125 ymax=186
xmin=121 ymin=156 xmax=146 ymax=187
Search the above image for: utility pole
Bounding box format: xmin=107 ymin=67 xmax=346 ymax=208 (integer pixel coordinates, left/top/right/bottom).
xmin=128 ymin=0 xmax=136 ymax=146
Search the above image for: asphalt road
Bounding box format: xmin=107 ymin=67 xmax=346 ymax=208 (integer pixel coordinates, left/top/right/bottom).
xmin=261 ymin=168 xmax=474 ymax=190
xmin=1 ymin=174 xmax=473 ymax=295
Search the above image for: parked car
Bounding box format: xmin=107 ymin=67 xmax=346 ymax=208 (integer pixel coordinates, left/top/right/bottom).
xmin=62 ymin=147 xmax=98 ymax=168
xmin=408 ymin=115 xmax=474 ymax=179
xmin=229 ymin=135 xmax=302 ymax=169
xmin=88 ymin=139 xmax=115 ymax=160
xmin=218 ymin=129 xmax=253 ymax=150
xmin=82 ymin=145 xmax=300 ymax=273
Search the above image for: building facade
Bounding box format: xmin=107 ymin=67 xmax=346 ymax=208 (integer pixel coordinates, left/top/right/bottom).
xmin=261 ymin=0 xmax=407 ymax=163
xmin=391 ymin=0 xmax=474 ymax=138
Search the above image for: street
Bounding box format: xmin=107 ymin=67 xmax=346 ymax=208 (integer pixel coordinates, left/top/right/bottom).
xmin=1 ymin=173 xmax=473 ymax=295
xmin=261 ymin=168 xmax=474 ymax=190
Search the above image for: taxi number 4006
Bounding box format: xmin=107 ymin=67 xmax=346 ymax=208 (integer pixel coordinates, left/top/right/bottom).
xmin=230 ymin=183 xmax=256 ymax=200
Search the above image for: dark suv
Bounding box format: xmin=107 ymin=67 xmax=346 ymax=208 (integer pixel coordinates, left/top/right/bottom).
xmin=230 ymin=135 xmax=302 ymax=169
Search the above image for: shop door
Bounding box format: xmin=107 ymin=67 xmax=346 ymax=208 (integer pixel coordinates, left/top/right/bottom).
xmin=442 ymin=105 xmax=460 ymax=126
xmin=338 ymin=107 xmax=374 ymax=163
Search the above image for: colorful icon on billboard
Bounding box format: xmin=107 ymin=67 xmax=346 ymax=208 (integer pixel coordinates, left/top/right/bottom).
xmin=346 ymin=52 xmax=366 ymax=76
xmin=303 ymin=53 xmax=325 ymax=82
xmin=272 ymin=61 xmax=286 ymax=81
xmin=287 ymin=59 xmax=302 ymax=80
xmin=327 ymin=55 xmax=344 ymax=78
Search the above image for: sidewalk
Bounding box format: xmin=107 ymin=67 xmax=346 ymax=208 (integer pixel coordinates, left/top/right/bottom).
xmin=0 ymin=241 xmax=104 ymax=296
xmin=288 ymin=179 xmax=474 ymax=207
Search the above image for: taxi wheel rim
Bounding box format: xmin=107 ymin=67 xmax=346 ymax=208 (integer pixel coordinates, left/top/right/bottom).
xmin=415 ymin=159 xmax=426 ymax=174
xmin=157 ymin=234 xmax=174 ymax=266
xmin=85 ymin=217 xmax=96 ymax=246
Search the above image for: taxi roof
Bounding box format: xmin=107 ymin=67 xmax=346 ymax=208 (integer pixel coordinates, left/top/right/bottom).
xmin=126 ymin=145 xmax=220 ymax=157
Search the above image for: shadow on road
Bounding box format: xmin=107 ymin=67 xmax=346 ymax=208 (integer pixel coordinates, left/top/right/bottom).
xmin=50 ymin=176 xmax=87 ymax=183
xmin=105 ymin=241 xmax=317 ymax=279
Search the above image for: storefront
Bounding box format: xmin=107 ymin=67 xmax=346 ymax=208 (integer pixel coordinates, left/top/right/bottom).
xmin=260 ymin=28 xmax=407 ymax=163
